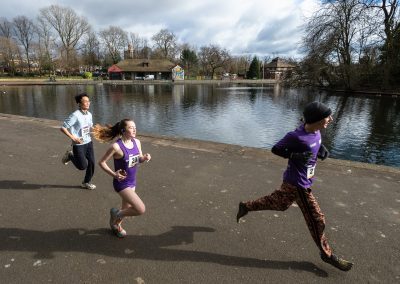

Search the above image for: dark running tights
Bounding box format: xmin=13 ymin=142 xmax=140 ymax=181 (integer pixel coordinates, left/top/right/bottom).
xmin=71 ymin=141 xmax=95 ymax=183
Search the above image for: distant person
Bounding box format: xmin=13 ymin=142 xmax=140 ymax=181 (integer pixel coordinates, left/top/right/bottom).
xmin=236 ymin=101 xmax=353 ymax=271
xmin=93 ymin=118 xmax=151 ymax=238
xmin=60 ymin=93 xmax=96 ymax=190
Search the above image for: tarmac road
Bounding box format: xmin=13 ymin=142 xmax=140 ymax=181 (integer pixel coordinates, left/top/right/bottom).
xmin=0 ymin=113 xmax=399 ymax=283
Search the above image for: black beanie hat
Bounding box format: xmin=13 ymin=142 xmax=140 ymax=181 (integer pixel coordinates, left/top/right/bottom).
xmin=303 ymin=101 xmax=332 ymax=124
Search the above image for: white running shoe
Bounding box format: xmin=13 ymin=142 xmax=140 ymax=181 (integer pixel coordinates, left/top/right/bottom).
xmin=115 ymin=223 xmax=127 ymax=238
xmin=81 ymin=182 xmax=96 ymax=190
xmin=109 ymin=208 xmax=126 ymax=237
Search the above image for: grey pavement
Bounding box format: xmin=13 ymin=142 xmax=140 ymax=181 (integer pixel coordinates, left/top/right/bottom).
xmin=0 ymin=113 xmax=399 ymax=284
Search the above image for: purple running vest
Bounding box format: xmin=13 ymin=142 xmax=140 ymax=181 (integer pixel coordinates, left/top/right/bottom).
xmin=113 ymin=138 xmax=140 ymax=192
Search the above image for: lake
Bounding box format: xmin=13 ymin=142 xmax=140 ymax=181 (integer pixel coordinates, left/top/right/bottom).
xmin=1 ymin=83 xmax=399 ymax=168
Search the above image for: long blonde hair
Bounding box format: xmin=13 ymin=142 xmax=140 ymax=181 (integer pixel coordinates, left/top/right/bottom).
xmin=92 ymin=118 xmax=132 ymax=142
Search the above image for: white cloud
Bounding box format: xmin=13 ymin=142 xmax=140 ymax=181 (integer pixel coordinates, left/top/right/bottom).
xmin=0 ymin=0 xmax=320 ymax=58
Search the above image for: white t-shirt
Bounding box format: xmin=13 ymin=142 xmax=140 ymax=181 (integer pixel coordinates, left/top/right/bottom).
xmin=62 ymin=110 xmax=93 ymax=145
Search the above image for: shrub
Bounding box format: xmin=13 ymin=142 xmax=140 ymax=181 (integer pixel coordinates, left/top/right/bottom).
xmin=82 ymin=72 xmax=93 ymax=79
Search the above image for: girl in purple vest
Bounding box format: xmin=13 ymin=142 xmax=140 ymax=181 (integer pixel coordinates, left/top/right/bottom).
xmin=93 ymin=118 xmax=151 ymax=238
xmin=236 ymin=101 xmax=353 ymax=271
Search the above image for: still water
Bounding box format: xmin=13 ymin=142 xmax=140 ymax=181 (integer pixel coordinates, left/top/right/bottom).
xmin=1 ymin=83 xmax=399 ymax=167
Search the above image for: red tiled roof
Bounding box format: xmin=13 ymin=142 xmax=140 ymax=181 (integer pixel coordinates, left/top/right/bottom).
xmin=108 ymin=65 xmax=123 ymax=73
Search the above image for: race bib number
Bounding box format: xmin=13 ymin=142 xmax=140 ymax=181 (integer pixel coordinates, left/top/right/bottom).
xmin=127 ymin=154 xmax=139 ymax=168
xmin=82 ymin=126 xmax=90 ymax=139
xmin=307 ymin=165 xmax=316 ymax=179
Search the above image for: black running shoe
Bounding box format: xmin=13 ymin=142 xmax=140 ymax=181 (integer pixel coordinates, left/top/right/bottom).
xmin=236 ymin=202 xmax=248 ymax=223
xmin=321 ymin=253 xmax=353 ymax=271
xmin=61 ymin=149 xmax=72 ymax=165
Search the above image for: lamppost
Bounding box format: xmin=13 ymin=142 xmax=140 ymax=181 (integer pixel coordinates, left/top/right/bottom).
xmin=262 ymin=60 xmax=265 ymax=80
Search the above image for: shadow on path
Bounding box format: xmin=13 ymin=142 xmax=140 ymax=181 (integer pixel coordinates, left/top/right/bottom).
xmin=0 ymin=226 xmax=327 ymax=277
xmin=0 ymin=180 xmax=80 ymax=190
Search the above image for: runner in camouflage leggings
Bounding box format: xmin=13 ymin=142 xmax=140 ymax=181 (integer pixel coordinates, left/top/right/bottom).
xmin=236 ymin=101 xmax=353 ymax=271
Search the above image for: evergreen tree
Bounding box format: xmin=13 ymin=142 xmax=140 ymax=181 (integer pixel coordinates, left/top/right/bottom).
xmin=247 ymin=56 xmax=260 ymax=79
xmin=180 ymin=48 xmax=198 ymax=78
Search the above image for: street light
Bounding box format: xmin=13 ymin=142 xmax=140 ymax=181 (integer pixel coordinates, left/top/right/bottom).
xmin=262 ymin=61 xmax=265 ymax=80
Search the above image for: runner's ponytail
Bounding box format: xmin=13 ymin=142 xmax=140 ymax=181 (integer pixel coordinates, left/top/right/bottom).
xmin=92 ymin=119 xmax=132 ymax=142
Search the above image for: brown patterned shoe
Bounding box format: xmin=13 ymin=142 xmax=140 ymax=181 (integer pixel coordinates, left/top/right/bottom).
xmin=236 ymin=202 xmax=248 ymax=223
xmin=321 ymin=253 xmax=353 ymax=271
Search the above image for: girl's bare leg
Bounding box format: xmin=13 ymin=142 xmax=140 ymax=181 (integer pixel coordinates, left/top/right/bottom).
xmin=118 ymin=187 xmax=145 ymax=218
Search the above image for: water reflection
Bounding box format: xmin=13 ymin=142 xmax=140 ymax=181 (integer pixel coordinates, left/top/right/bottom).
xmin=0 ymin=83 xmax=399 ymax=167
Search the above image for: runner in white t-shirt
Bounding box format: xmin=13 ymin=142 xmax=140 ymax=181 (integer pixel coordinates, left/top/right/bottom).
xmin=60 ymin=93 xmax=96 ymax=190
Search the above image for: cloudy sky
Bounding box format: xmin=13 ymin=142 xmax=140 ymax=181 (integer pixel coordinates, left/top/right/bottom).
xmin=1 ymin=0 xmax=320 ymax=58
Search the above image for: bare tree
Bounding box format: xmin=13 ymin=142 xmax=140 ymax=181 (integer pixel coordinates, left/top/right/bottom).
xmin=0 ymin=17 xmax=19 ymax=75
xmin=141 ymin=38 xmax=152 ymax=59
xmin=81 ymin=30 xmax=101 ymax=70
xmin=198 ymin=44 xmax=231 ymax=79
xmin=35 ymin=16 xmax=56 ymax=75
xmin=129 ymin=32 xmax=149 ymax=59
xmin=99 ymin=26 xmax=128 ymax=64
xmin=152 ymin=29 xmax=178 ymax=60
xmin=232 ymin=55 xmax=253 ymax=77
xmin=13 ymin=15 xmax=36 ymax=73
xmin=302 ymin=0 xmax=367 ymax=89
xmin=0 ymin=18 xmax=13 ymax=39
xmin=39 ymin=5 xmax=90 ymax=74
xmin=0 ymin=37 xmax=20 ymax=75
xmin=363 ymin=0 xmax=400 ymax=87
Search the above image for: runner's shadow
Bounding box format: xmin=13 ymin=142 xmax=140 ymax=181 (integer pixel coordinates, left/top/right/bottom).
xmin=0 ymin=226 xmax=328 ymax=277
xmin=0 ymin=180 xmax=81 ymax=190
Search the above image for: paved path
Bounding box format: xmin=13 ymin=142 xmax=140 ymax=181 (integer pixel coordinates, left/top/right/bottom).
xmin=0 ymin=114 xmax=399 ymax=283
